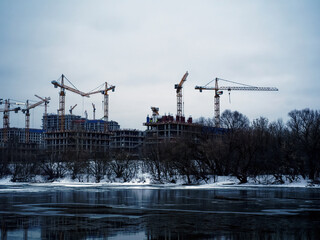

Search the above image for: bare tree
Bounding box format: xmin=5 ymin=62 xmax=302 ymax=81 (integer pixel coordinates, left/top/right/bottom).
xmin=110 ymin=151 xmax=138 ymax=182
xmin=287 ymin=109 xmax=320 ymax=181
xmin=170 ymin=137 xmax=199 ymax=184
xmin=143 ymin=142 xmax=177 ymax=183
xmin=89 ymin=152 xmax=110 ymax=183
xmin=197 ymin=137 xmax=226 ymax=178
xmin=267 ymin=119 xmax=298 ymax=183
xmin=195 ymin=117 xmax=215 ymax=127
xmin=0 ymin=149 xmax=11 ymax=178
xmin=40 ymin=152 xmax=67 ymax=181
xmin=218 ymin=110 xmax=252 ymax=182
xmin=65 ymin=151 xmax=89 ymax=182
xmin=11 ymin=154 xmax=39 ymax=182
xmin=231 ymin=128 xmax=260 ymax=183
xmin=220 ymin=110 xmax=250 ymax=131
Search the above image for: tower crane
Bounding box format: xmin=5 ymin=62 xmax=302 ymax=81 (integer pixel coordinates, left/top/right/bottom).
xmin=22 ymin=96 xmax=50 ymax=143
xmin=51 ymin=74 xmax=89 ymax=131
xmin=92 ymin=103 xmax=96 ymax=120
xmin=174 ymin=71 xmax=188 ymax=121
xmin=35 ymin=95 xmax=50 ymax=131
xmin=0 ymin=99 xmax=21 ymax=142
xmin=69 ymin=104 xmax=77 ymax=115
xmin=83 ymin=82 xmax=115 ymax=131
xmin=195 ymin=77 xmax=278 ymax=128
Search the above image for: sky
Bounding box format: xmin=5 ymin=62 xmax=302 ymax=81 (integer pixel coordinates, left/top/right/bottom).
xmin=0 ymin=0 xmax=319 ymax=130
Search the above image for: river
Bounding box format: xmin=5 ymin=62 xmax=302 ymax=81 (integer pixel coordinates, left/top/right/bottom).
xmin=0 ymin=183 xmax=319 ymax=239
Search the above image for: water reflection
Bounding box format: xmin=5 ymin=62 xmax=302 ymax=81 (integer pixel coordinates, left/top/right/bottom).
xmin=0 ymin=185 xmax=319 ymax=239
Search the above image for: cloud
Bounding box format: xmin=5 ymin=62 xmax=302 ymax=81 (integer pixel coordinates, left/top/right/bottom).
xmin=1 ymin=0 xmax=320 ymax=130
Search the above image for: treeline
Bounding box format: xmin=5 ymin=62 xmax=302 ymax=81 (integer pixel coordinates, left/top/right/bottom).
xmin=0 ymin=149 xmax=141 ymax=183
xmin=144 ymin=108 xmax=320 ymax=184
xmin=0 ymin=108 xmax=319 ymax=184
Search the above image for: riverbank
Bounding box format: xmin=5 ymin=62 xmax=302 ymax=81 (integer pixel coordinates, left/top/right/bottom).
xmin=1 ymin=174 xmax=319 ymax=188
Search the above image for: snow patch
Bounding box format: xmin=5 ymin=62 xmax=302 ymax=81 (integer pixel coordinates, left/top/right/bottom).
xmin=0 ymin=176 xmax=14 ymax=185
xmin=1 ymin=175 xmax=319 ymax=189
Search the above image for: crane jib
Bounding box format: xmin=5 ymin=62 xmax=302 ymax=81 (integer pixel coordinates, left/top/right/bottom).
xmin=195 ymin=86 xmax=278 ymax=91
xmin=219 ymin=86 xmax=279 ymax=91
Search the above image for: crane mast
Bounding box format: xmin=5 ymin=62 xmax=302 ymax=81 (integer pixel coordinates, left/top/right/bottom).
xmin=92 ymin=103 xmax=96 ymax=120
xmin=25 ymin=100 xmax=30 ymax=143
xmin=104 ymin=82 xmax=109 ymax=124
xmin=3 ymin=100 xmax=10 ymax=143
xmin=59 ymin=75 xmax=65 ymax=131
xmin=3 ymin=100 xmax=10 ymax=134
xmin=214 ymin=78 xmax=220 ymax=128
xmin=175 ymin=72 xmax=188 ymax=120
xmin=102 ymin=82 xmax=115 ymax=129
xmin=195 ymin=77 xmax=278 ymax=127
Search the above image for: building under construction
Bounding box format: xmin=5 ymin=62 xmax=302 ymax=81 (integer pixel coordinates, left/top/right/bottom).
xmin=0 ymin=128 xmax=43 ymax=146
xmin=0 ymin=128 xmax=44 ymax=163
xmin=143 ymin=72 xmax=244 ymax=144
xmin=0 ymin=114 xmax=141 ymax=156
xmin=45 ymin=121 xmax=143 ymax=156
xmin=44 ymin=114 xmax=121 ymax=132
xmin=1 ymin=72 xmax=278 ymax=159
xmin=44 ymin=115 xmax=111 ymax=154
xmin=0 ymin=74 xmax=144 ymax=158
xmin=43 ymin=113 xmax=127 ymax=154
xmin=143 ymin=110 xmax=226 ymax=145
xmin=43 ymin=75 xmax=113 ymax=154
xmin=110 ymin=129 xmax=144 ymax=157
xmin=0 ymin=97 xmax=48 ymax=159
xmin=143 ymin=72 xmax=210 ymax=144
xmin=44 ymin=74 xmax=146 ymax=155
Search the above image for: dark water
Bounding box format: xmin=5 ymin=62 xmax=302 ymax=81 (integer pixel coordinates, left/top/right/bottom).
xmin=0 ymin=183 xmax=319 ymax=240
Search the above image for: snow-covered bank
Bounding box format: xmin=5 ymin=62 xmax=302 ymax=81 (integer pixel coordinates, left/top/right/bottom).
xmin=1 ymin=174 xmax=319 ymax=188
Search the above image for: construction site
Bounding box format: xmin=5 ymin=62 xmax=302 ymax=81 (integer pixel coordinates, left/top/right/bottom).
xmin=0 ymin=73 xmax=278 ymax=160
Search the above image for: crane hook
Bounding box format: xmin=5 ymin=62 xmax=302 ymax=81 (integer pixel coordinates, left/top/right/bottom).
xmin=228 ymin=90 xmax=231 ymax=104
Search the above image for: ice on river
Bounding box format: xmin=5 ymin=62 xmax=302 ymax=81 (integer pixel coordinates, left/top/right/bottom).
xmin=1 ymin=176 xmax=320 ymax=240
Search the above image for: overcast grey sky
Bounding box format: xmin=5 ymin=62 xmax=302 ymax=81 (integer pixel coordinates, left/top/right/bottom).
xmin=0 ymin=0 xmax=319 ymax=130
